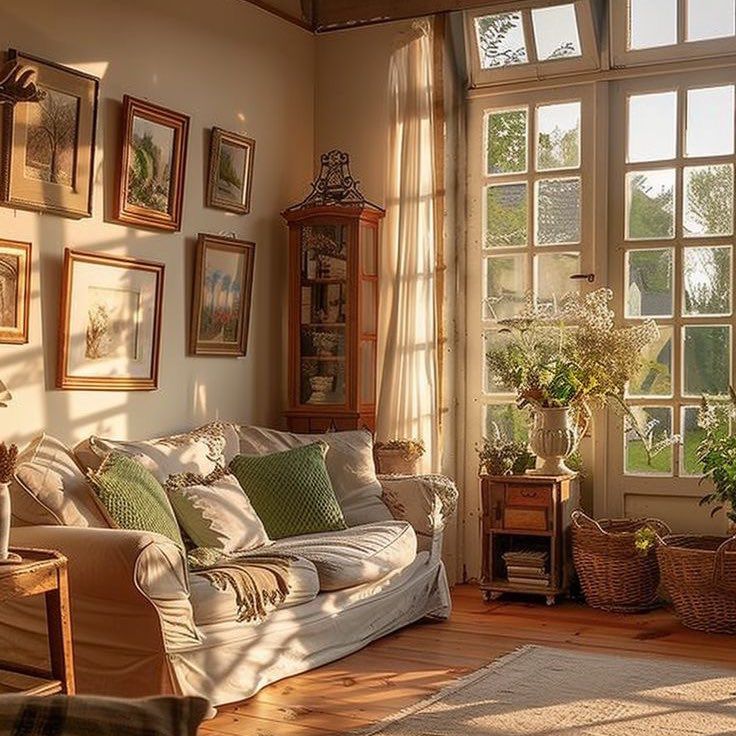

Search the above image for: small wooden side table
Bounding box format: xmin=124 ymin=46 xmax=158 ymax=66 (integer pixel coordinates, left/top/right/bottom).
xmin=0 ymin=548 xmax=75 ymax=696
xmin=480 ymin=474 xmax=579 ymax=606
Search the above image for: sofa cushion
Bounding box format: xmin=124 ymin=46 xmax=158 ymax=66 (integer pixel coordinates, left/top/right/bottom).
xmin=10 ymin=434 xmax=108 ymax=528
xmin=237 ymin=426 xmax=392 ymax=527
xmin=272 ymin=520 xmax=417 ymax=591
xmin=189 ymin=556 xmax=320 ymax=626
xmin=167 ymin=473 xmax=270 ymax=553
xmin=74 ymin=421 xmax=240 ymax=484
xmin=230 ymin=443 xmax=347 ymax=540
xmin=88 ymin=453 xmax=184 ymax=550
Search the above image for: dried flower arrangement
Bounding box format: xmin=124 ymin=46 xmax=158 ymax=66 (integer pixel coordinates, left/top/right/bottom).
xmin=0 ymin=442 xmax=17 ymax=485
xmin=485 ymin=289 xmax=679 ymax=466
xmin=476 ymin=423 xmax=535 ymax=476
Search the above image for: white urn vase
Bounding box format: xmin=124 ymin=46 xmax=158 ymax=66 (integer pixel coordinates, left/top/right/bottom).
xmin=528 ymin=406 xmax=579 ymax=476
xmin=0 ymin=482 xmax=11 ymax=561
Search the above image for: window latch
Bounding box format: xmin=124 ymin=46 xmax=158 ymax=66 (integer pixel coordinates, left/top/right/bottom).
xmin=570 ymin=273 xmax=595 ymax=283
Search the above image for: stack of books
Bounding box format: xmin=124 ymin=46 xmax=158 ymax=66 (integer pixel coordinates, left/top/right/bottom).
xmin=502 ymin=549 xmax=550 ymax=588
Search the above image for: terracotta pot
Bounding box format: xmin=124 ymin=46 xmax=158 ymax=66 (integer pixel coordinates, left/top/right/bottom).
xmin=528 ymin=406 xmax=579 ymax=476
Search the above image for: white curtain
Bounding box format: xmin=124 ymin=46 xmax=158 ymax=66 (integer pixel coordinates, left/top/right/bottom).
xmin=377 ymin=20 xmax=440 ymax=475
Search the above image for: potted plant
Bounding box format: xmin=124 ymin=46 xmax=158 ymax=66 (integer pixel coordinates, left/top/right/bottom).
xmin=374 ymin=439 xmax=425 ymax=475
xmin=476 ymin=422 xmax=536 ymax=476
xmin=486 ymin=289 xmax=676 ymax=475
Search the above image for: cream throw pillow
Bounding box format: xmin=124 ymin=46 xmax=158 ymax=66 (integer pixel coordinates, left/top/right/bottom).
xmin=167 ymin=473 xmax=270 ymax=553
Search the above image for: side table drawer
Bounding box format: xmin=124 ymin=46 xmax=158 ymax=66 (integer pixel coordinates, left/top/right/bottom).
xmin=506 ymin=484 xmax=552 ymax=508
xmin=503 ymin=506 xmax=549 ymax=531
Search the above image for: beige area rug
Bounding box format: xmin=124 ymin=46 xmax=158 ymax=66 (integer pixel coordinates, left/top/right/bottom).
xmin=358 ymin=645 xmax=736 ymax=735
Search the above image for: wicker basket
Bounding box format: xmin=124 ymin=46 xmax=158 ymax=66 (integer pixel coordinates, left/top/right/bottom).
xmin=656 ymin=534 xmax=736 ymax=634
xmin=571 ymin=510 xmax=670 ymax=613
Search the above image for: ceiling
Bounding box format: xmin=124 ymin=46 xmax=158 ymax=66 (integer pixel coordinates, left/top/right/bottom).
xmin=244 ymin=0 xmax=518 ymax=31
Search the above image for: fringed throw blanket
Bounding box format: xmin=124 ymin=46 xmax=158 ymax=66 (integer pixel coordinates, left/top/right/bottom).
xmin=188 ymin=547 xmax=296 ymax=623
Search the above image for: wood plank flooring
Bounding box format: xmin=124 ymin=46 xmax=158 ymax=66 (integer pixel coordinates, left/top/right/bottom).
xmin=201 ymin=584 xmax=736 ymax=735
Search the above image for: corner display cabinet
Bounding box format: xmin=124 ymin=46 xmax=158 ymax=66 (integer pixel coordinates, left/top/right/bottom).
xmin=283 ymin=151 xmax=384 ymax=433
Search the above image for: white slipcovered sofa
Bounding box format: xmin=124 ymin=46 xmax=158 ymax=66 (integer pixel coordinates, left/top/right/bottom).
xmin=1 ymin=423 xmax=457 ymax=707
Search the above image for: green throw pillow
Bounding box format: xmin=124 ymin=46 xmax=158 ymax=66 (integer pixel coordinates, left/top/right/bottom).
xmin=88 ymin=452 xmax=184 ymax=549
xmin=229 ymin=442 xmax=347 ymax=539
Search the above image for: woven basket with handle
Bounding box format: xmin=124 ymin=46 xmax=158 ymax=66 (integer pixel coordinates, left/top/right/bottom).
xmin=571 ymin=510 xmax=670 ymax=613
xmin=656 ymin=534 xmax=736 ymax=634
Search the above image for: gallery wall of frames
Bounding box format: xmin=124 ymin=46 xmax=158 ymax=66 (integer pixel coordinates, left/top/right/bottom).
xmin=0 ymin=0 xmax=316 ymax=447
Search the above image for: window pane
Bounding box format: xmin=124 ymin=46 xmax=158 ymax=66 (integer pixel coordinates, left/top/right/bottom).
xmin=684 ymin=246 xmax=732 ymax=316
xmin=487 ymin=108 xmax=528 ymax=175
xmin=625 ymin=406 xmax=673 ymax=475
xmin=681 ymin=406 xmax=705 ymax=476
xmin=536 ymin=101 xmax=581 ymax=171
xmin=536 ymin=177 xmax=581 ymax=245
xmin=535 ymin=251 xmax=580 ymax=306
xmin=629 ymin=0 xmax=678 ymax=49
xmin=483 ymin=254 xmax=527 ymax=321
xmin=484 ymin=331 xmax=514 ymax=393
xmin=625 ymin=248 xmax=673 ymax=318
xmin=484 ymin=403 xmax=530 ymax=443
xmin=686 ymin=86 xmax=735 ymax=158
xmin=626 ymin=170 xmax=676 ymax=240
xmin=627 ymin=92 xmax=677 ymax=163
xmin=531 ymin=3 xmax=582 ymax=61
xmin=683 ymin=324 xmax=731 ymax=396
xmin=485 ymin=183 xmax=528 ymax=247
xmin=683 ymin=164 xmax=734 ymax=238
xmin=686 ymin=0 xmax=736 ymax=42
xmin=627 ymin=326 xmax=673 ymax=397
xmin=475 ymin=12 xmax=528 ymax=69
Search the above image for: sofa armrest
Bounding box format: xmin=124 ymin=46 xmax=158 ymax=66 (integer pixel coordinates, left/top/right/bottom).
xmin=378 ymin=474 xmax=458 ymax=552
xmin=9 ymin=526 xmax=199 ymax=651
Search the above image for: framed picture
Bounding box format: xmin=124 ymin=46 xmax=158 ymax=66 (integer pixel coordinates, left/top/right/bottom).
xmin=115 ymin=95 xmax=189 ymax=232
xmin=190 ymin=234 xmax=255 ymax=357
xmin=1 ymin=50 xmax=99 ymax=219
xmin=57 ymin=249 xmax=165 ymax=391
xmin=0 ymin=239 xmax=31 ymax=344
xmin=206 ymin=127 xmax=255 ymax=214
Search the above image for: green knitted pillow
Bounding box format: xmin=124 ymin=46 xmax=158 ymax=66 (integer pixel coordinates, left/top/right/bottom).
xmin=229 ymin=442 xmax=346 ymax=539
xmin=88 ymin=452 xmax=184 ymax=549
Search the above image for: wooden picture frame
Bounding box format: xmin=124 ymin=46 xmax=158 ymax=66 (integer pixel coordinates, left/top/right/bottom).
xmin=57 ymin=249 xmax=165 ymax=391
xmin=115 ymin=95 xmax=189 ymax=232
xmin=0 ymin=239 xmax=31 ymax=344
xmin=1 ymin=50 xmax=99 ymax=219
xmin=206 ymin=127 xmax=255 ymax=215
xmin=190 ymin=233 xmax=255 ymax=357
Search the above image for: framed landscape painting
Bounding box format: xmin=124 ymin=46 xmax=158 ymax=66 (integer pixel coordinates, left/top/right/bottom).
xmin=115 ymin=95 xmax=189 ymax=232
xmin=0 ymin=239 xmax=31 ymax=344
xmin=206 ymin=128 xmax=255 ymax=214
xmin=1 ymin=51 xmax=99 ymax=218
xmin=57 ymin=249 xmax=165 ymax=390
xmin=190 ymin=234 xmax=255 ymax=357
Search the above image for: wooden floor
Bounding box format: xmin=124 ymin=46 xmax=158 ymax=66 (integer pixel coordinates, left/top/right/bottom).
xmin=201 ymin=584 xmax=736 ymax=736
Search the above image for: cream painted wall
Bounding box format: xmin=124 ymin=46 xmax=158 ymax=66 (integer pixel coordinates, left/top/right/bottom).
xmin=0 ymin=0 xmax=315 ymax=447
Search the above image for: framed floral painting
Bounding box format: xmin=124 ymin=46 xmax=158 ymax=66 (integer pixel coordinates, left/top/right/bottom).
xmin=190 ymin=234 xmax=255 ymax=357
xmin=57 ymin=249 xmax=165 ymax=390
xmin=1 ymin=51 xmax=99 ymax=218
xmin=206 ymin=128 xmax=255 ymax=215
xmin=0 ymin=239 xmax=31 ymax=344
xmin=115 ymin=95 xmax=189 ymax=232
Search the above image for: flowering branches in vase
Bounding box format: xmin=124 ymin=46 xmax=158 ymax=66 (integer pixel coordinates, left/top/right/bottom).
xmin=0 ymin=442 xmax=18 ymax=562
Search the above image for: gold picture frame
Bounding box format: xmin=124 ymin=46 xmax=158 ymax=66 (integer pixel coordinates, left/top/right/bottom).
xmin=115 ymin=95 xmax=189 ymax=232
xmin=206 ymin=127 xmax=255 ymax=215
xmin=57 ymin=249 xmax=165 ymax=391
xmin=1 ymin=50 xmax=99 ymax=219
xmin=0 ymin=239 xmax=31 ymax=344
xmin=190 ymin=233 xmax=255 ymax=357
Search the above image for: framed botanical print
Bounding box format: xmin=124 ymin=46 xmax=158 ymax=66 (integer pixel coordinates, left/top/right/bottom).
xmin=0 ymin=239 xmax=31 ymax=344
xmin=206 ymin=128 xmax=255 ymax=215
xmin=115 ymin=95 xmax=189 ymax=232
xmin=1 ymin=51 xmax=99 ymax=218
xmin=190 ymin=234 xmax=255 ymax=357
xmin=57 ymin=249 xmax=165 ymax=391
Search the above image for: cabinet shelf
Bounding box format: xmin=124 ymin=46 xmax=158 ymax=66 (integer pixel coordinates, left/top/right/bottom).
xmin=301 ymin=356 xmax=346 ymax=362
xmin=301 ymin=323 xmax=346 ymax=328
xmin=301 ymin=278 xmax=347 ymax=285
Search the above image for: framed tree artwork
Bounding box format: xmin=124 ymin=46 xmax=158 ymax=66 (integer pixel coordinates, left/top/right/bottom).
xmin=190 ymin=234 xmax=255 ymax=357
xmin=0 ymin=239 xmax=31 ymax=344
xmin=0 ymin=51 xmax=99 ymax=219
xmin=57 ymin=249 xmax=165 ymax=391
xmin=206 ymin=128 xmax=255 ymax=214
xmin=115 ymin=95 xmax=189 ymax=232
